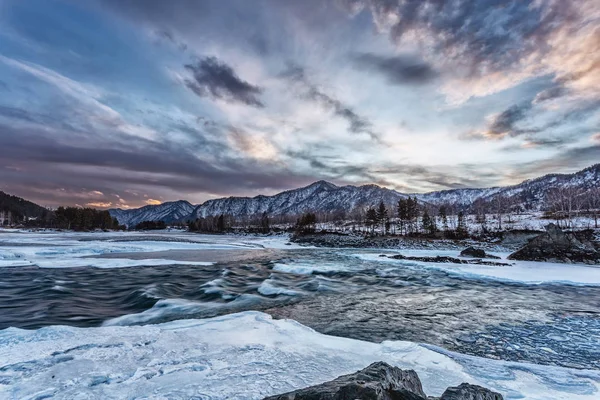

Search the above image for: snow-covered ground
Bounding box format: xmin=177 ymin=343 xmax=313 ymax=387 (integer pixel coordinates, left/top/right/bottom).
xmin=1 ymin=311 xmax=598 ymax=400
xmin=308 ymin=211 xmax=598 ymax=234
xmin=0 ymin=229 xmax=299 ymax=269
xmin=354 ymin=250 xmax=600 ymax=286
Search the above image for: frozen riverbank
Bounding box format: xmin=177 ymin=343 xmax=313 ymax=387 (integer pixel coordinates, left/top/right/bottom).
xmin=1 ymin=311 xmax=599 ymax=400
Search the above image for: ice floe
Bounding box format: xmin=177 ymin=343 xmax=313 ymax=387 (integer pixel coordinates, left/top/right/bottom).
xmin=0 ymin=230 xmax=298 ymax=269
xmin=0 ymin=311 xmax=598 ymax=400
xmin=354 ymin=251 xmax=600 ymax=286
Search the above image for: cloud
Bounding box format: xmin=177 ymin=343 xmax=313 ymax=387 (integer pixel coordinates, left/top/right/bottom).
xmin=346 ymin=0 xmax=599 ymax=104
xmin=227 ymin=127 xmax=279 ymax=161
xmin=184 ymin=56 xmax=264 ymax=107
xmin=281 ymin=65 xmax=381 ymax=142
xmin=592 ymin=133 xmax=600 ymax=144
xmin=484 ymin=104 xmax=532 ymax=139
xmin=513 ymin=145 xmax=600 ymax=178
xmin=86 ymin=201 xmax=113 ymax=208
xmin=145 ymin=199 xmax=162 ymax=205
xmin=534 ymin=86 xmax=568 ymax=103
xmin=154 ymin=29 xmax=188 ymax=51
xmin=351 ymin=52 xmax=437 ymax=85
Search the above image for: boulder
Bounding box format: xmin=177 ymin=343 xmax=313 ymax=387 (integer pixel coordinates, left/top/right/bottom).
xmin=388 ymin=254 xmax=509 ymax=267
xmin=263 ymin=362 xmax=503 ymax=400
xmin=263 ymin=361 xmax=426 ymax=400
xmin=508 ymin=223 xmax=600 ymax=264
xmin=459 ymin=247 xmax=500 ymax=259
xmin=440 ymin=383 xmax=503 ymax=400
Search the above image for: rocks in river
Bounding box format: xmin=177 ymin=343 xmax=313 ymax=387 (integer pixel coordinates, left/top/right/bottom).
xmin=388 ymin=254 xmax=510 ymax=267
xmin=263 ymin=361 xmax=503 ymax=400
xmin=459 ymin=247 xmax=500 ymax=259
xmin=508 ymin=223 xmax=600 ymax=264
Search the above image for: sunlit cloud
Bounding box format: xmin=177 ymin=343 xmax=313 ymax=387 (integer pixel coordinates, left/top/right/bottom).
xmin=86 ymin=202 xmax=113 ymax=208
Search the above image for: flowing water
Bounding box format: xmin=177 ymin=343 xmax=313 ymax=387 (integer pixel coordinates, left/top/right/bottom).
xmin=1 ymin=232 xmax=599 ymax=370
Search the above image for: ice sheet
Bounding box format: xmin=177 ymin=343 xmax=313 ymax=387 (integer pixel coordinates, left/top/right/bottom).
xmin=1 ymin=311 xmax=598 ymax=399
xmin=0 ymin=230 xmax=299 ymax=269
xmin=354 ymin=251 xmax=600 ymax=286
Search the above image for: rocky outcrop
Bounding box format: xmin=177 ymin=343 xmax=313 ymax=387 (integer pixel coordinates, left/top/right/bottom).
xmin=264 ymin=362 xmax=503 ymax=400
xmin=459 ymin=247 xmax=500 ymax=259
xmin=387 ymin=254 xmax=510 ymax=266
xmin=508 ymin=223 xmax=600 ymax=264
xmin=439 ymin=383 xmax=503 ymax=400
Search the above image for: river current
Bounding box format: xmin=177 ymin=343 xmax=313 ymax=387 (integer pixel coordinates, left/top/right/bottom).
xmin=1 ymin=231 xmax=599 ymax=370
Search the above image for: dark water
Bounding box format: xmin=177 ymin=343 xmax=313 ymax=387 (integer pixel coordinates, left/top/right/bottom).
xmin=1 ymin=247 xmax=599 ymax=369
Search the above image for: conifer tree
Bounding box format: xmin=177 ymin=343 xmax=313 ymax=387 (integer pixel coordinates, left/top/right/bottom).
xmin=456 ymin=211 xmax=468 ymax=238
xmin=376 ymin=200 xmax=388 ymax=234
xmin=366 ymin=207 xmax=378 ymax=234
xmin=438 ymin=205 xmax=448 ymax=232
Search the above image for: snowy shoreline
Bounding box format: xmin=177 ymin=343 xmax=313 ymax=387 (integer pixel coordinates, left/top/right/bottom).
xmin=1 ymin=311 xmax=598 ymax=400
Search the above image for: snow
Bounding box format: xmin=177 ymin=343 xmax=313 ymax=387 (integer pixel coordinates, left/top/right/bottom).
xmin=354 ymin=251 xmax=600 ymax=286
xmin=1 ymin=311 xmax=598 ymax=399
xmin=430 ymin=259 xmax=600 ymax=286
xmin=0 ymin=230 xmax=299 ymax=269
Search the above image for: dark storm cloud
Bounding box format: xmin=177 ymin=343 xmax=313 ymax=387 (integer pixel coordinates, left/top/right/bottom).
xmin=184 ymin=57 xmax=264 ymax=107
xmin=351 ymin=52 xmax=437 ymax=85
xmin=282 ymin=65 xmax=381 ymax=142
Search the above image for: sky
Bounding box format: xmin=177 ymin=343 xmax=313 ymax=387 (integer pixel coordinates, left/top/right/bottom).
xmin=0 ymin=0 xmax=598 ymax=209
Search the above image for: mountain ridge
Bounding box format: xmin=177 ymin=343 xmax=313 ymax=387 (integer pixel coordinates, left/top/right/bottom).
xmin=108 ymin=164 xmax=600 ymax=226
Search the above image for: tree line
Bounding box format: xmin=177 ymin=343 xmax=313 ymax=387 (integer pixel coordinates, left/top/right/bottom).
xmin=361 ymin=198 xmax=468 ymax=238
xmin=53 ymin=207 xmax=124 ymax=231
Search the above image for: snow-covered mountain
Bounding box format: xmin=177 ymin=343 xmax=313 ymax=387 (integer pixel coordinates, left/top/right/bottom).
xmin=415 ymin=164 xmax=600 ymax=209
xmin=109 ymin=200 xmax=195 ymax=227
xmin=109 ymin=164 xmax=600 ymax=225
xmin=191 ymin=181 xmax=405 ymax=219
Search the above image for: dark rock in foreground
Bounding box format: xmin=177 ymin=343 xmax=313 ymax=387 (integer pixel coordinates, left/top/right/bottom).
xmin=388 ymin=254 xmax=510 ymax=267
xmin=263 ymin=362 xmax=503 ymax=400
xmin=460 ymin=247 xmax=500 ymax=259
xmin=439 ymin=383 xmax=503 ymax=400
xmin=508 ymin=223 xmax=600 ymax=264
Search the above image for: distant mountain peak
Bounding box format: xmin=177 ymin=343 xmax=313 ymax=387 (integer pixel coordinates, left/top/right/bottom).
xmin=307 ymin=180 xmax=338 ymax=190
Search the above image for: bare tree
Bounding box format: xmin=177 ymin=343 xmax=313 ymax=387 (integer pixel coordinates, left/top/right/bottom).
xmin=585 ymin=188 xmax=600 ymax=229
xmin=546 ymin=187 xmax=586 ymax=229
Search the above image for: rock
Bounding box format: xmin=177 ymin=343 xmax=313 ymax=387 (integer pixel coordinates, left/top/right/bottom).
xmin=263 ymin=361 xmax=427 ymax=400
xmin=459 ymin=247 xmax=500 ymax=259
xmin=388 ymin=254 xmax=509 ymax=267
xmin=264 ymin=362 xmax=504 ymax=400
xmin=508 ymin=223 xmax=600 ymax=264
xmin=439 ymin=383 xmax=503 ymax=400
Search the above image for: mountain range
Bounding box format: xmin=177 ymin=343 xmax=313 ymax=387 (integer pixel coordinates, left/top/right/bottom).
xmin=108 ymin=164 xmax=600 ymax=227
